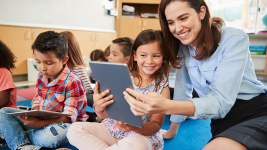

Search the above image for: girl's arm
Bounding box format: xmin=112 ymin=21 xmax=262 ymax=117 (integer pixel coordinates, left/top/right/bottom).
xmin=0 ymin=89 xmax=11 ymax=108
xmin=116 ymin=87 xmax=170 ymax=135
xmin=93 ymin=82 xmax=114 ymax=119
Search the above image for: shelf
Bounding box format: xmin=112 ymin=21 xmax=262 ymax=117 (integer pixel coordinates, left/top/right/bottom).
xmin=251 ymin=55 xmax=266 ymax=58
xmin=122 ymin=0 xmax=160 ymax=4
xmin=248 ymin=34 xmax=267 ymax=39
xmin=256 ymin=72 xmax=267 ymax=75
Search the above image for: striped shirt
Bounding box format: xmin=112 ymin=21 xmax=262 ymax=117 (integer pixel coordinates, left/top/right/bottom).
xmin=72 ymin=65 xmax=93 ymax=94
xmin=32 ymin=65 xmax=88 ymax=122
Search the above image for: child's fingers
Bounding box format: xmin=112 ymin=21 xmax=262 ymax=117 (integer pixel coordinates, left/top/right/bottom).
xmin=98 ymin=89 xmax=111 ymax=99
xmin=94 ymin=82 xmax=99 ymax=94
xmin=101 ymin=99 xmax=114 ymax=108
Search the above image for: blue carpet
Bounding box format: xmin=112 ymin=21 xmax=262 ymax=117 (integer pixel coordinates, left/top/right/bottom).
xmin=1 ymin=101 xmax=212 ymax=150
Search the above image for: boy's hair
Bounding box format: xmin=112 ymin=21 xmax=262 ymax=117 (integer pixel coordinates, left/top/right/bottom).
xmin=128 ymin=29 xmax=170 ymax=91
xmin=0 ymin=40 xmax=16 ymax=71
xmin=90 ymin=49 xmax=107 ymax=61
xmin=112 ymin=37 xmax=134 ymax=57
xmin=60 ymin=31 xmax=84 ymax=70
xmin=104 ymin=45 xmax=111 ymax=58
xmin=32 ymin=31 xmax=68 ymax=59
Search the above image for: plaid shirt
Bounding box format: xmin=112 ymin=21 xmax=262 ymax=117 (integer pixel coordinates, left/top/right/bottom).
xmin=32 ymin=65 xmax=88 ymax=122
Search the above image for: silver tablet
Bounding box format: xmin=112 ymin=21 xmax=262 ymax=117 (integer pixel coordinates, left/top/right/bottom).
xmin=7 ymin=110 xmax=71 ymax=119
xmin=89 ymin=61 xmax=143 ymax=128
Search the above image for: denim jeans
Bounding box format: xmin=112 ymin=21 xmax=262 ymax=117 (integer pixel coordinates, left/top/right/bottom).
xmin=0 ymin=107 xmax=71 ymax=150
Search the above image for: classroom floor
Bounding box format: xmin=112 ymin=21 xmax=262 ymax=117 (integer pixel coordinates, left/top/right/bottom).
xmin=10 ymin=78 xmax=267 ymax=150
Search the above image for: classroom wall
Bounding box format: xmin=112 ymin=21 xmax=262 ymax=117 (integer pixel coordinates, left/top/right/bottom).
xmin=0 ymin=0 xmax=115 ymax=32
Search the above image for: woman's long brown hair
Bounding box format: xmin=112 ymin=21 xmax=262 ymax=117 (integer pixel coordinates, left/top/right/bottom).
xmin=159 ymin=0 xmax=225 ymax=69
xmin=128 ymin=29 xmax=170 ymax=91
xmin=60 ymin=31 xmax=84 ymax=69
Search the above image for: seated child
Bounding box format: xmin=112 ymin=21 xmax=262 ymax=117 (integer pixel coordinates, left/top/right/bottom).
xmin=0 ymin=40 xmax=17 ymax=109
xmin=67 ymin=30 xmax=169 ymax=150
xmin=103 ymin=45 xmax=110 ymax=61
xmin=108 ymin=37 xmax=133 ymax=63
xmin=0 ymin=31 xmax=88 ymax=150
xmin=88 ymin=49 xmax=107 ymax=83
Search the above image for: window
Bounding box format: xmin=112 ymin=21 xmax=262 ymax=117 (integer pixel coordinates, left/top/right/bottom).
xmin=207 ymin=0 xmax=267 ymax=33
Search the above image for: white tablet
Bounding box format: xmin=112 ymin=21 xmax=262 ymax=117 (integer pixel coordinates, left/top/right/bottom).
xmin=89 ymin=61 xmax=143 ymax=128
xmin=7 ymin=110 xmax=71 ymax=119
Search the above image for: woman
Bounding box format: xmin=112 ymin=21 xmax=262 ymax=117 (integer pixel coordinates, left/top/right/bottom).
xmin=123 ymin=0 xmax=267 ymax=149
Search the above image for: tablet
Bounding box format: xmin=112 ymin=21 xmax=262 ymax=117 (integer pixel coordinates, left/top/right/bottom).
xmin=7 ymin=110 xmax=71 ymax=119
xmin=89 ymin=61 xmax=143 ymax=128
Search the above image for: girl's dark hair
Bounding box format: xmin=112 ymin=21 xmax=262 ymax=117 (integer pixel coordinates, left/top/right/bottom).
xmin=32 ymin=31 xmax=68 ymax=60
xmin=90 ymin=49 xmax=107 ymax=61
xmin=104 ymin=45 xmax=111 ymax=58
xmin=159 ymin=0 xmax=225 ymax=68
xmin=0 ymin=40 xmax=16 ymax=71
xmin=128 ymin=29 xmax=169 ymax=91
xmin=60 ymin=31 xmax=84 ymax=70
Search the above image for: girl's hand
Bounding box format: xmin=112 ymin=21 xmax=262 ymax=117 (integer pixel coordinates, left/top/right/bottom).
xmin=123 ymin=88 xmax=169 ymax=116
xmin=115 ymin=121 xmax=140 ymax=132
xmin=18 ymin=116 xmax=42 ymax=128
xmin=93 ymin=82 xmax=114 ymax=112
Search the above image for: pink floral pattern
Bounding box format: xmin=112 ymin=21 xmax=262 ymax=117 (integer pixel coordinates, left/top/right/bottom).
xmin=102 ymin=76 xmax=168 ymax=150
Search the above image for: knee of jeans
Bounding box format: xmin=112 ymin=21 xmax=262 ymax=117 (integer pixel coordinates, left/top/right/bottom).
xmin=40 ymin=123 xmax=70 ymax=148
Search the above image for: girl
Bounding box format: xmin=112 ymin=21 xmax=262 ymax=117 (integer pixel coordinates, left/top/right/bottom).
xmin=124 ymin=0 xmax=267 ymax=149
xmin=60 ymin=31 xmax=93 ymax=96
xmin=0 ymin=40 xmax=17 ymax=109
xmin=67 ymin=29 xmax=170 ymax=150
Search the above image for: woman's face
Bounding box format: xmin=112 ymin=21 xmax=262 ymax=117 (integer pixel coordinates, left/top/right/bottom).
xmin=165 ymin=1 xmax=206 ymax=46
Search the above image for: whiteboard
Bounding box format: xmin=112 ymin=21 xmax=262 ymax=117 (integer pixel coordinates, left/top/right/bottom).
xmin=0 ymin=0 xmax=116 ymax=32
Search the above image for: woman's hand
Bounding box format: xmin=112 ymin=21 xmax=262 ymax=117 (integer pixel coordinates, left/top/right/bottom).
xmin=93 ymin=82 xmax=114 ymax=112
xmin=115 ymin=121 xmax=140 ymax=132
xmin=123 ymin=88 xmax=169 ymax=116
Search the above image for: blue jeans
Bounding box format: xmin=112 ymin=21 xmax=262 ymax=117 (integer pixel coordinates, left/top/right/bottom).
xmin=0 ymin=107 xmax=71 ymax=150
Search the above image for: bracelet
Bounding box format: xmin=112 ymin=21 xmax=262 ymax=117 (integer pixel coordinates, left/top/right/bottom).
xmin=93 ymin=104 xmax=105 ymax=114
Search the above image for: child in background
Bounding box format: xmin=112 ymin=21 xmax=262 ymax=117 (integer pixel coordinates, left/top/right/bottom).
xmin=88 ymin=49 xmax=107 ymax=83
xmin=103 ymin=45 xmax=110 ymax=61
xmin=0 ymin=31 xmax=88 ymax=150
xmin=60 ymin=31 xmax=93 ymax=99
xmin=90 ymin=49 xmax=107 ymax=62
xmin=67 ymin=29 xmax=170 ymax=150
xmin=0 ymin=40 xmax=17 ymax=109
xmin=108 ymin=37 xmax=133 ymax=63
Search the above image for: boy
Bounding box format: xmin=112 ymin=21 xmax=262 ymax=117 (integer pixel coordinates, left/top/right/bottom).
xmin=0 ymin=31 xmax=88 ymax=150
xmin=108 ymin=37 xmax=134 ymax=63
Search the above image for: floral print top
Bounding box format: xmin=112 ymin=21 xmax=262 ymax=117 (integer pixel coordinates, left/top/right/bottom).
xmin=102 ymin=76 xmax=168 ymax=150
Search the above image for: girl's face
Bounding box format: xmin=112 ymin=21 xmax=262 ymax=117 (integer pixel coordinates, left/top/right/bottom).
xmin=34 ymin=50 xmax=68 ymax=82
xmin=109 ymin=43 xmax=128 ymax=63
xmin=134 ymin=41 xmax=163 ymax=77
xmin=165 ymin=1 xmax=206 ymax=46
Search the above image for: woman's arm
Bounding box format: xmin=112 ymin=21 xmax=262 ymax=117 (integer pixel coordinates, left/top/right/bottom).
xmin=0 ymin=89 xmax=11 ymax=108
xmin=124 ymin=88 xmax=195 ymax=116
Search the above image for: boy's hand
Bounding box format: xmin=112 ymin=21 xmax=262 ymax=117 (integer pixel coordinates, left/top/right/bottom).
xmin=18 ymin=116 xmax=43 ymax=128
xmin=93 ymin=82 xmax=114 ymax=112
xmin=115 ymin=121 xmax=140 ymax=132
